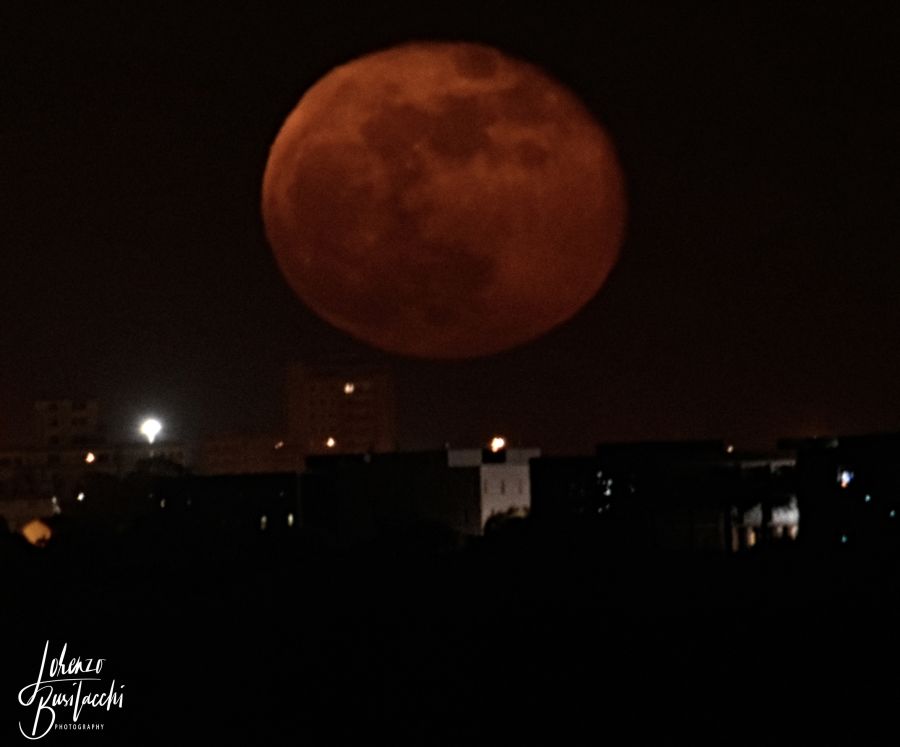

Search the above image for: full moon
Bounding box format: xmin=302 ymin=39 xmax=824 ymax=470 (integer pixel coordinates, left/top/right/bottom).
xmin=262 ymin=42 xmax=626 ymax=358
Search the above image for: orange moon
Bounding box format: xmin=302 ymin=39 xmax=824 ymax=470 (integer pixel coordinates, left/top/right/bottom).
xmin=262 ymin=42 xmax=626 ymax=358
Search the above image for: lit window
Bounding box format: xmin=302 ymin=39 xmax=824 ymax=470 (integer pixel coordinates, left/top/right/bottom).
xmin=76 ymin=492 xmax=85 ymax=502
xmin=274 ymin=440 xmax=285 ymax=450
xmin=489 ymin=436 xmax=506 ymax=453
xmin=287 ymin=513 xmax=294 ymax=528
xmin=344 ymin=382 xmax=355 ymax=395
xmin=325 ymin=437 xmax=336 ymax=449
xmin=260 ymin=515 xmax=268 ymax=531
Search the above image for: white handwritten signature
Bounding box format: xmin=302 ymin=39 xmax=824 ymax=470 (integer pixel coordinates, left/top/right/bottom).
xmin=18 ymin=641 xmax=125 ymax=740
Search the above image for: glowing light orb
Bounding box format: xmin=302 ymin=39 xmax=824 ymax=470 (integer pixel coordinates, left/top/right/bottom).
xmin=140 ymin=418 xmax=163 ymax=444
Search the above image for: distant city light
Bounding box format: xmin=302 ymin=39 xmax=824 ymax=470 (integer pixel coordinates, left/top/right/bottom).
xmin=841 ymin=534 xmax=849 ymax=544
xmin=891 ymin=510 xmax=897 ymax=519
xmin=140 ymin=418 xmax=163 ymax=444
xmin=21 ymin=519 xmax=52 ymax=548
xmin=865 ymin=494 xmax=872 ymax=503
xmin=274 ymin=440 xmax=285 ymax=450
xmin=344 ymin=382 xmax=355 ymax=395
xmin=726 ymin=444 xmax=735 ymax=454
xmin=839 ymin=470 xmax=854 ymax=489
xmin=260 ymin=515 xmax=268 ymax=531
xmin=77 ymin=492 xmax=85 ymax=502
xmin=84 ymin=452 xmax=96 ymax=464
xmin=287 ymin=513 xmax=295 ymax=528
xmin=325 ymin=437 xmax=336 ymax=449
xmin=160 ymin=498 xmax=166 ymax=509
xmin=489 ymin=436 xmax=506 ymax=453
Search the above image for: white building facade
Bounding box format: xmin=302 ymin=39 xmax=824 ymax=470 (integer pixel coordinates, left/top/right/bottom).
xmin=448 ymin=447 xmax=540 ymax=531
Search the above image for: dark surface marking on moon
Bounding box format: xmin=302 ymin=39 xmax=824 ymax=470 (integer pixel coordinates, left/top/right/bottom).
xmin=310 ymin=236 xmax=498 ymax=333
xmin=360 ymin=103 xmax=434 ymax=162
xmin=428 ymin=95 xmax=496 ymax=160
xmin=515 ymin=141 xmax=550 ymax=168
xmin=283 ymin=144 xmax=383 ymax=254
xmin=361 ymin=97 xmax=497 ymax=164
xmin=452 ymin=45 xmax=500 ymax=79
xmin=275 ymin=135 xmax=500 ymax=333
xmin=494 ymin=79 xmax=557 ymax=125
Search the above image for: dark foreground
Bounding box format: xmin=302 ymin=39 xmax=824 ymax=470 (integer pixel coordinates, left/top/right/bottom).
xmin=4 ymin=521 xmax=900 ymax=745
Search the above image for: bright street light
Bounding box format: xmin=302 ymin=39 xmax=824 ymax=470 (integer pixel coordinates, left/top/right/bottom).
xmin=140 ymin=418 xmax=163 ymax=444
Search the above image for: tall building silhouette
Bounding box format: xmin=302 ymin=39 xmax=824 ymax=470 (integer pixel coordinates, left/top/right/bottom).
xmin=285 ymin=362 xmax=396 ymax=456
xmin=34 ymin=399 xmax=102 ymax=447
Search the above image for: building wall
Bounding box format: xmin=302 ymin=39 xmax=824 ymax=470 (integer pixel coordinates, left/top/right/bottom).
xmin=301 ymin=452 xmax=481 ymax=543
xmin=480 ymin=464 xmax=531 ymax=527
xmin=790 ymin=433 xmax=900 ymax=551
xmin=0 ymin=442 xmax=189 ymax=503
xmin=195 ymin=434 xmax=304 ymax=475
xmin=0 ymin=496 xmax=56 ymax=531
xmin=448 ymin=447 xmax=539 ymax=530
xmin=286 ymin=362 xmax=396 ymax=456
xmin=530 ymin=448 xmax=798 ymax=553
xmin=34 ymin=399 xmax=102 ymax=447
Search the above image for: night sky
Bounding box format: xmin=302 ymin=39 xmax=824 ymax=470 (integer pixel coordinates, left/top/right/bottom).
xmin=2 ymin=4 xmax=898 ymax=452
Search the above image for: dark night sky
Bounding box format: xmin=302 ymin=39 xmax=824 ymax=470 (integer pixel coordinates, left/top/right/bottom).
xmin=1 ymin=3 xmax=898 ymax=452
